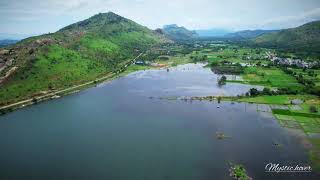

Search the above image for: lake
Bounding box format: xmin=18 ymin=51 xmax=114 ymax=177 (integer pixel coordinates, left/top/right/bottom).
xmin=0 ymin=64 xmax=318 ymax=179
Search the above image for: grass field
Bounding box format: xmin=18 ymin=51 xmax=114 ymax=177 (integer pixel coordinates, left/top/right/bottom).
xmin=236 ymin=95 xmax=292 ymax=104
xmin=155 ymin=54 xmax=193 ymax=66
xmin=272 ymin=107 xmax=320 ymax=171
xmin=198 ymin=46 xmax=303 ymax=90
xmin=241 ymin=67 xmax=302 ymax=90
xmin=234 ymin=93 xmax=320 ymax=171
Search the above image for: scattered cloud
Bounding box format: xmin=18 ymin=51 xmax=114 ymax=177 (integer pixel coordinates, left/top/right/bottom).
xmin=260 ymin=7 xmax=320 ymax=29
xmin=0 ymin=0 xmax=319 ymax=34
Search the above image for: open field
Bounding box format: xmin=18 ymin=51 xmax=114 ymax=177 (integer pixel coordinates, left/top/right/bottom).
xmin=235 ymin=95 xmax=300 ymax=105
xmin=194 ymin=45 xmax=304 ymax=90
xmin=155 ymin=54 xmax=193 ymax=66
xmin=241 ymin=67 xmax=303 ymax=90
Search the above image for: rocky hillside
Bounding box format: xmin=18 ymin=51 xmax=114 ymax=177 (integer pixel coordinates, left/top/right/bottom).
xmin=0 ymin=12 xmax=170 ymax=105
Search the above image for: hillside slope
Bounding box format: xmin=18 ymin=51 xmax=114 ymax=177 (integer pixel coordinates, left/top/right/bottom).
xmin=163 ymin=24 xmax=198 ymax=40
xmin=225 ymin=29 xmax=279 ymax=39
xmin=0 ymin=12 xmax=169 ymax=105
xmin=253 ymin=21 xmax=320 ymax=53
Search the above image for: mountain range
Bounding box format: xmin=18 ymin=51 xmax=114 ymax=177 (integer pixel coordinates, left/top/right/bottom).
xmin=224 ymin=29 xmax=279 ymax=39
xmin=0 ymin=12 xmax=319 ymax=105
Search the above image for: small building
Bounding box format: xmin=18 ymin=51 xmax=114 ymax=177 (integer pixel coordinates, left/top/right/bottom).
xmin=135 ymin=61 xmax=145 ymax=65
xmin=150 ymin=63 xmax=166 ymax=67
xmin=291 ymin=99 xmax=303 ymax=105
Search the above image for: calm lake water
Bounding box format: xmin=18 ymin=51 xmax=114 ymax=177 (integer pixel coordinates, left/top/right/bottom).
xmin=0 ymin=64 xmax=318 ymax=179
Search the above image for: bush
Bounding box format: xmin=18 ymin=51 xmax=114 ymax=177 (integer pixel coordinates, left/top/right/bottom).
xmin=249 ymin=88 xmax=259 ymax=96
xmin=262 ymin=87 xmax=272 ymax=95
xmin=310 ymin=106 xmax=318 ymax=113
xmin=218 ymin=75 xmax=227 ymax=86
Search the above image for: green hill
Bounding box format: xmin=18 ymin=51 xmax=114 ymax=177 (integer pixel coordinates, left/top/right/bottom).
xmin=225 ymin=29 xmax=279 ymax=39
xmin=253 ymin=21 xmax=320 ymax=53
xmin=0 ymin=12 xmax=169 ymax=105
xmin=163 ymin=24 xmax=198 ymax=40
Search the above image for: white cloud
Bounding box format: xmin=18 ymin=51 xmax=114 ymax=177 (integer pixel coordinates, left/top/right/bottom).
xmin=259 ymin=7 xmax=320 ymax=29
xmin=0 ymin=0 xmax=319 ymax=34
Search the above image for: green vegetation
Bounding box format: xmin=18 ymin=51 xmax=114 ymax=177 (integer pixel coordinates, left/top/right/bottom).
xmin=225 ymin=29 xmax=279 ymax=39
xmin=0 ymin=44 xmax=108 ymax=104
xmin=218 ymin=75 xmax=227 ymax=86
xmin=162 ymin=24 xmax=198 ymax=40
xmin=309 ymin=138 xmax=320 ymax=172
xmin=253 ymin=21 xmax=320 ymax=55
xmin=211 ymin=62 xmax=244 ymax=74
xmin=241 ymin=67 xmax=302 ymax=90
xmin=236 ymin=95 xmax=292 ymax=104
xmin=155 ymin=54 xmax=193 ymax=67
xmin=0 ymin=12 xmax=169 ymax=105
xmin=229 ymin=164 xmax=252 ymax=180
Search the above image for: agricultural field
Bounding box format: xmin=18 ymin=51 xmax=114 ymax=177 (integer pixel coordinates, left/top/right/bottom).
xmin=235 ymin=95 xmax=301 ymax=105
xmin=272 ymin=105 xmax=320 ymax=171
xmin=205 ymin=45 xmax=271 ymax=64
xmin=241 ymin=66 xmax=303 ymax=90
xmin=290 ymin=68 xmax=320 ymax=87
xmin=155 ymin=54 xmax=193 ymax=66
xmin=194 ymin=45 xmax=303 ymax=90
xmin=233 ymin=93 xmax=320 ymax=170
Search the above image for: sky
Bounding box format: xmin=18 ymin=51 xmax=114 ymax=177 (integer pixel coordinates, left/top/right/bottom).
xmin=0 ymin=0 xmax=320 ymax=36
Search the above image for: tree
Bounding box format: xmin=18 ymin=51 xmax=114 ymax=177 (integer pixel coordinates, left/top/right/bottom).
xmin=32 ymin=98 xmax=38 ymax=104
xmin=249 ymin=88 xmax=259 ymax=96
xmin=262 ymin=87 xmax=271 ymax=95
xmin=218 ymin=75 xmax=227 ymax=86
xmin=310 ymin=106 xmax=318 ymax=113
xmin=217 ymin=96 xmax=221 ymax=103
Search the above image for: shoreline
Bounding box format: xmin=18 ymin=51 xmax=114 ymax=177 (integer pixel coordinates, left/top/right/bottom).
xmin=0 ymin=53 xmax=144 ymax=114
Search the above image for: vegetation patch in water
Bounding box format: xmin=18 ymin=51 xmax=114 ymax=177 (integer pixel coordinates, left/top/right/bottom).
xmin=229 ymin=164 xmax=252 ymax=180
xmin=272 ymin=106 xmax=320 ymax=172
xmin=216 ymin=132 xmax=230 ymax=140
xmin=272 ymin=109 xmax=320 ymax=118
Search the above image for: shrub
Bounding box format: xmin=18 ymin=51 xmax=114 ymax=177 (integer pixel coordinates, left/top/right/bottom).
xmin=310 ymin=106 xmax=318 ymax=113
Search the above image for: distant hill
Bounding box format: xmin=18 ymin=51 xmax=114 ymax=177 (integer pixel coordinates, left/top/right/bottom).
xmin=163 ymin=24 xmax=198 ymax=40
xmin=0 ymin=12 xmax=170 ymax=104
xmin=224 ymin=29 xmax=279 ymax=39
xmin=253 ymin=21 xmax=320 ymax=53
xmin=196 ymin=28 xmax=232 ymax=37
xmin=0 ymin=33 xmax=34 ymax=40
xmin=0 ymin=39 xmax=19 ymax=47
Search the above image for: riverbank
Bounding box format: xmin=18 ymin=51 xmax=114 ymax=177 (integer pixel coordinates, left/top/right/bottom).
xmin=0 ymin=53 xmax=144 ymax=114
xmin=0 ymin=53 xmax=193 ymax=114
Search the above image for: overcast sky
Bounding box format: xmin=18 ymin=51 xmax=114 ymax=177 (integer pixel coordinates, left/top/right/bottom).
xmin=1 ymin=0 xmax=320 ymax=35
